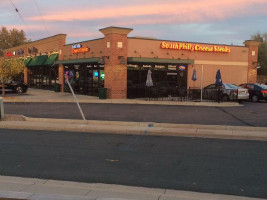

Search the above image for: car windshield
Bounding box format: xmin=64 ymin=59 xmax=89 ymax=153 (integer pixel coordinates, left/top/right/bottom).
xmin=257 ymin=84 xmax=267 ymax=89
xmin=224 ymin=83 xmax=239 ymax=89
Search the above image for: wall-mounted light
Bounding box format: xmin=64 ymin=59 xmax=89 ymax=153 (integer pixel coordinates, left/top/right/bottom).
xmin=118 ymin=56 xmax=126 ymax=64
xmin=166 ymin=52 xmax=174 ymax=59
xmin=92 ymin=51 xmax=103 ymax=58
xmin=151 ymin=51 xmax=158 ymax=58
xmin=253 ymin=62 xmax=261 ymax=69
xmin=134 ymin=50 xmax=141 ymax=58
xmin=99 ymin=56 xmax=109 ymax=65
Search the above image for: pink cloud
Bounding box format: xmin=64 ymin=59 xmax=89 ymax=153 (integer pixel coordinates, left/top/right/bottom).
xmin=5 ymin=24 xmax=45 ymax=31
xmin=67 ymin=32 xmax=101 ymax=39
xmin=28 ymin=0 xmax=267 ymax=25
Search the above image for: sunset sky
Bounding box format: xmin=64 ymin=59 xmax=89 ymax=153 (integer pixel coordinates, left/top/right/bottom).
xmin=1 ymin=0 xmax=266 ymax=45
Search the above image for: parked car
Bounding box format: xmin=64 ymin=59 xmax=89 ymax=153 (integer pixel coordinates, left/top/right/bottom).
xmin=203 ymin=83 xmax=249 ymax=102
xmin=239 ymin=83 xmax=267 ymax=102
xmin=0 ymin=80 xmax=28 ymax=94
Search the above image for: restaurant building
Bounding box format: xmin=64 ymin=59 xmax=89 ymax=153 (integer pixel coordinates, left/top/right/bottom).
xmin=3 ymin=26 xmax=261 ymax=99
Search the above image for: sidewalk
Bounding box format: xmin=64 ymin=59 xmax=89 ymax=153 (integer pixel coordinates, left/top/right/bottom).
xmin=2 ymin=88 xmax=240 ymax=106
xmin=0 ymin=176 xmax=265 ymax=200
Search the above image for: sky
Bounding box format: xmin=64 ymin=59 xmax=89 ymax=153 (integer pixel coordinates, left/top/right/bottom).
xmin=0 ymin=0 xmax=267 ymax=46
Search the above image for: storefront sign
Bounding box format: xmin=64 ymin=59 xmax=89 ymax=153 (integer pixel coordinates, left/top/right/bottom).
xmin=28 ymin=47 xmax=38 ymax=54
xmin=5 ymin=52 xmax=13 ymax=57
xmin=72 ymin=44 xmax=82 ymax=49
xmin=94 ymin=71 xmax=99 ymax=77
xmin=167 ymin=73 xmax=177 ymax=75
xmin=155 ymin=65 xmax=165 ymax=69
xmin=17 ymin=49 xmax=24 ymax=55
xmin=161 ymin=42 xmax=231 ymax=53
xmin=72 ymin=47 xmax=89 ymax=54
xmin=179 ymin=65 xmax=186 ymax=71
xmin=168 ymin=65 xmax=176 ymax=70
xmin=5 ymin=49 xmax=24 ymax=57
xmin=72 ymin=43 xmax=89 ymax=54
xmin=100 ymin=72 xmax=105 ymax=80
xmin=143 ymin=65 xmax=151 ymax=68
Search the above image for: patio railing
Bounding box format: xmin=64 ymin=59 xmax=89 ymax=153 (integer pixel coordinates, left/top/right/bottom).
xmin=127 ymin=86 xmax=238 ymax=102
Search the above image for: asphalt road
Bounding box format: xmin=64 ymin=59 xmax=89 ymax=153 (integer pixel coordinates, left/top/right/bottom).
xmin=0 ymin=129 xmax=266 ymax=198
xmin=4 ymin=101 xmax=267 ymax=127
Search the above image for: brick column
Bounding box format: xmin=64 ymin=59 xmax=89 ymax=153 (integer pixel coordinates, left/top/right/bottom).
xmin=244 ymin=40 xmax=262 ymax=83
xmin=99 ymin=27 xmax=133 ymax=99
xmin=24 ymin=67 xmax=28 ymax=84
xmin=58 ymin=64 xmax=64 ymax=92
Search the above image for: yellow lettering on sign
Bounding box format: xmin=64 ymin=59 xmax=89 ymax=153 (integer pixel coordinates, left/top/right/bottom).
xmin=160 ymin=42 xmax=230 ymax=53
xmin=72 ymin=47 xmax=90 ymax=54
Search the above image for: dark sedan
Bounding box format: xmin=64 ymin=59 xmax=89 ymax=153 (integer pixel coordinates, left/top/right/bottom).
xmin=239 ymin=83 xmax=267 ymax=102
xmin=0 ymin=80 xmax=28 ymax=94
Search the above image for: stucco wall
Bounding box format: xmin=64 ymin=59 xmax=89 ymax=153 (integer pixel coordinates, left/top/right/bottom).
xmin=127 ymin=38 xmax=250 ymax=87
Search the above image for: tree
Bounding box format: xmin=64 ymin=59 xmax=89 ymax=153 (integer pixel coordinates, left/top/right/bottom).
xmin=251 ymin=33 xmax=267 ymax=75
xmin=0 ymin=27 xmax=30 ymax=56
xmin=0 ymin=57 xmax=24 ymax=96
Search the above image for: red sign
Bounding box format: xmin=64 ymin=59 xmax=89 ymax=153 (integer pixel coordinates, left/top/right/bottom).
xmin=72 ymin=47 xmax=90 ymax=54
xmin=5 ymin=52 xmax=13 ymax=57
xmin=161 ymin=42 xmax=231 ymax=53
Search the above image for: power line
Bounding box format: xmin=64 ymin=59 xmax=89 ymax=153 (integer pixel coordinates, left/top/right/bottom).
xmin=9 ymin=0 xmax=29 ymax=31
xmin=32 ymin=0 xmax=50 ymax=36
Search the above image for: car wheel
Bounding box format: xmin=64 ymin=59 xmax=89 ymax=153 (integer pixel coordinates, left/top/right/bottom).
xmin=222 ymin=95 xmax=230 ymax=102
xmin=16 ymin=86 xmax=23 ymax=94
xmin=251 ymin=95 xmax=259 ymax=102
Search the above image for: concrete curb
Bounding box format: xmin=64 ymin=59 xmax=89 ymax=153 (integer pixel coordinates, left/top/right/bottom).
xmin=3 ymin=98 xmax=240 ymax=107
xmin=0 ymin=115 xmax=267 ymax=141
xmin=0 ymin=175 xmax=265 ymax=200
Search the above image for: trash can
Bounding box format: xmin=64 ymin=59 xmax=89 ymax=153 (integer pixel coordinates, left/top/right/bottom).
xmin=54 ymin=83 xmax=61 ymax=92
xmin=98 ymin=88 xmax=107 ymax=99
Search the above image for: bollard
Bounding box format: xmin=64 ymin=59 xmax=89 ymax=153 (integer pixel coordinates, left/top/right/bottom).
xmin=0 ymin=97 xmax=4 ymax=119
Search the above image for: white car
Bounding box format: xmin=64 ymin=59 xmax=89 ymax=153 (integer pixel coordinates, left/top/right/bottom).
xmin=203 ymin=83 xmax=249 ymax=102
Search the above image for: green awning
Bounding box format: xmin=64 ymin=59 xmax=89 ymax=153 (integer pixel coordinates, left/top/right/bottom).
xmin=24 ymin=57 xmax=32 ymax=66
xmin=28 ymin=55 xmax=48 ymax=67
xmin=43 ymin=53 xmax=58 ymax=66
xmin=55 ymin=57 xmax=100 ymax=65
xmin=127 ymin=57 xmax=194 ymax=64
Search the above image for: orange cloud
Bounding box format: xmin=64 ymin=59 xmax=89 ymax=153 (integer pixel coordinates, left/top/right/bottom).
xmin=28 ymin=0 xmax=267 ymax=24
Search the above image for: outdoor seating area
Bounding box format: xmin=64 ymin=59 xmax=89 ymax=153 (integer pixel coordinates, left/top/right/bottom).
xmin=127 ymin=86 xmax=231 ymax=102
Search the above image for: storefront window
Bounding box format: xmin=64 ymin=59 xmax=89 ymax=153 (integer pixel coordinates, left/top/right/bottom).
xmin=127 ymin=63 xmax=188 ymax=98
xmin=64 ymin=63 xmax=103 ymax=96
xmin=28 ymin=66 xmax=58 ymax=90
xmin=127 ymin=65 xmax=140 ymax=86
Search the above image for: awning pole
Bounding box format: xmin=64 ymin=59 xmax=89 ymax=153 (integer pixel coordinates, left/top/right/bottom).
xmin=201 ymin=65 xmax=203 ymax=102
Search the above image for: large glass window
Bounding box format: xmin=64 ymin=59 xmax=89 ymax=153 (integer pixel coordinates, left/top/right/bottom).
xmin=64 ymin=63 xmax=103 ymax=96
xmin=28 ymin=66 xmax=58 ymax=90
xmin=127 ymin=63 xmax=188 ymax=98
